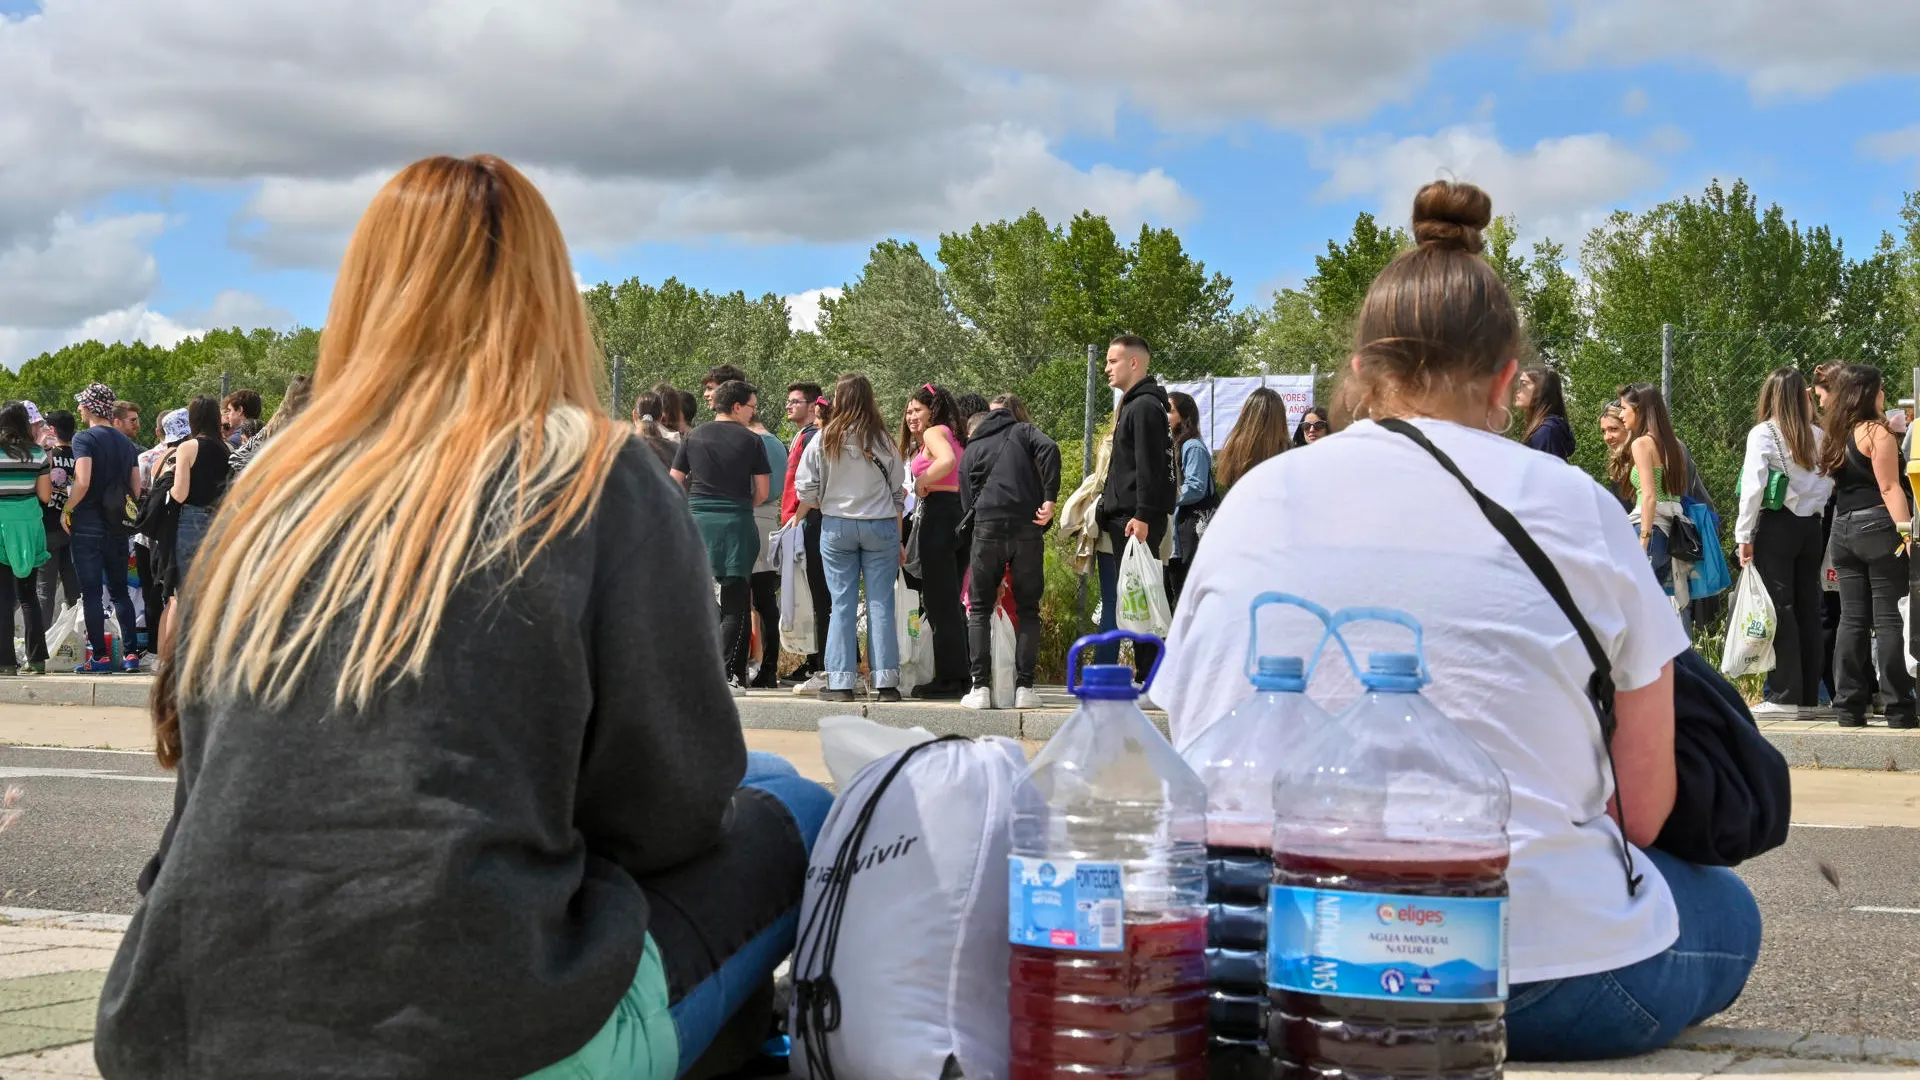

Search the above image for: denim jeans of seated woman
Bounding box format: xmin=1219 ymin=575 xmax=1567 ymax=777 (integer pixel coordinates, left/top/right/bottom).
xmin=1506 ymin=846 xmax=1761 ymax=1061
xmin=819 ymin=516 xmax=900 ymax=691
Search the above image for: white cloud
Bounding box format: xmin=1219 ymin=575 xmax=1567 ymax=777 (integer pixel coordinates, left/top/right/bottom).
xmin=1860 ymin=126 xmax=1920 ymax=166
xmin=1551 ymin=1 xmax=1920 ymax=99
xmin=782 ymin=287 xmax=843 ymax=334
xmin=1312 ymin=124 xmax=1667 ymax=243
xmin=1620 ymin=87 xmax=1650 ymax=116
xmin=0 ymin=213 xmax=165 ymax=327
xmin=0 ymin=290 xmax=293 ymax=369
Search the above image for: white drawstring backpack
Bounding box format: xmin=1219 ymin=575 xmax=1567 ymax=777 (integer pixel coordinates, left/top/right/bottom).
xmin=790 ymin=730 xmax=1026 ymax=1080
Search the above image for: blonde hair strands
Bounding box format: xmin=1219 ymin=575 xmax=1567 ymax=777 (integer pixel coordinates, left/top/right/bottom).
xmin=179 ymin=155 xmax=623 ymax=709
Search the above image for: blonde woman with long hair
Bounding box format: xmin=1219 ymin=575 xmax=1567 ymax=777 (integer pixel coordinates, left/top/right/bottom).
xmin=95 ymin=156 xmax=831 ymax=1080
xmin=1734 ymin=368 xmax=1833 ymax=717
xmin=1214 ymin=386 xmax=1292 ymax=490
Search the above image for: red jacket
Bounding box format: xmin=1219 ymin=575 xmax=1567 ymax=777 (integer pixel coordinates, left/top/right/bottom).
xmin=781 ymin=426 xmax=818 ymax=525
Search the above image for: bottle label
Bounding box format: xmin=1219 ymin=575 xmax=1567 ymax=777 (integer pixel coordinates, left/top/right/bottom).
xmin=1007 ymin=856 xmax=1125 ymax=952
xmin=1267 ymin=886 xmax=1508 ymax=1003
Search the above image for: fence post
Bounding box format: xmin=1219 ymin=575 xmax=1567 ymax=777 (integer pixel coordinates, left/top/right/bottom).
xmin=610 ymin=354 xmax=623 ymax=419
xmin=1660 ymin=324 xmax=1674 ymax=401
xmin=1078 ymin=343 xmax=1097 ymax=634
xmin=220 ymin=371 xmax=230 ymax=399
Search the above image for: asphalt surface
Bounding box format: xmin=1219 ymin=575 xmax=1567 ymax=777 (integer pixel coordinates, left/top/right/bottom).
xmin=2 ymin=746 xmax=1917 ymax=1039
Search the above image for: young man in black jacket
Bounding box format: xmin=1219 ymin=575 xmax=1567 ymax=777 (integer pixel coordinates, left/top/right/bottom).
xmin=958 ymin=398 xmax=1062 ymax=709
xmin=1096 ymin=334 xmax=1177 ymax=679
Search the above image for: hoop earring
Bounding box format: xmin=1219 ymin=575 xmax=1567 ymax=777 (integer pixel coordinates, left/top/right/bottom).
xmin=1488 ymin=405 xmax=1513 ymax=433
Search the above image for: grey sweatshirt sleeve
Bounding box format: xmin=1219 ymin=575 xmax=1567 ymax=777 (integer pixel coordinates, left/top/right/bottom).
xmin=576 ymin=443 xmax=748 ymax=878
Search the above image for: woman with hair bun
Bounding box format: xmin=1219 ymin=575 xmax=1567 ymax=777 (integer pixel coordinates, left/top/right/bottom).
xmin=1155 ymin=180 xmax=1756 ymax=1065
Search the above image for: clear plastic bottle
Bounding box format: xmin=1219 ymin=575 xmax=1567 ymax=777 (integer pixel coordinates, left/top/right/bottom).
xmin=1178 ymin=593 xmax=1337 ymax=1080
xmin=1009 ymin=630 xmax=1210 ymax=1080
xmin=1267 ymin=609 xmax=1513 ymax=1080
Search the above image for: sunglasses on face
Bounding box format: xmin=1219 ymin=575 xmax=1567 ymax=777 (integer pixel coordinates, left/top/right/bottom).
xmin=1304 ymin=421 xmax=1330 ymax=433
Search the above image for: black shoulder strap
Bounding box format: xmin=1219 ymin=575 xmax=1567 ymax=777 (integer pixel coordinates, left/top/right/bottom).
xmin=1377 ymin=418 xmax=1641 ymax=896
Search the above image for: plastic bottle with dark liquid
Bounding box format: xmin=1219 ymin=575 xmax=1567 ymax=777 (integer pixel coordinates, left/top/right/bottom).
xmin=1267 ymin=609 xmax=1513 ymax=1080
xmin=1177 ymin=593 xmax=1335 ymax=1080
xmin=1009 ymin=630 xmax=1210 ymax=1080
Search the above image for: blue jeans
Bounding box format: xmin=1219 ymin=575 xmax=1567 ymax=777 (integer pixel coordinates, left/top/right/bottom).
xmin=819 ymin=516 xmax=899 ymax=691
xmin=70 ymin=522 xmax=137 ymax=661
xmin=529 ymin=752 xmax=833 ymax=1079
xmin=1507 ymin=847 xmax=1761 ymax=1061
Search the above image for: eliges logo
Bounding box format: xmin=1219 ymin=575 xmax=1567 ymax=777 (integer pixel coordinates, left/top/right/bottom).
xmin=1376 ymin=902 xmax=1446 ymax=928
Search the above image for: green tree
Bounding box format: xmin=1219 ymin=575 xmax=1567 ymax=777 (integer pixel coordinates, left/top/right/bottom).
xmin=938 ymin=209 xmax=1062 ymax=373
xmin=816 ymin=239 xmax=976 ymax=406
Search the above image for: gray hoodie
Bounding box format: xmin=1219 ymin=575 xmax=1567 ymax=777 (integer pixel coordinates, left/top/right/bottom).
xmin=795 ymin=431 xmax=906 ymax=521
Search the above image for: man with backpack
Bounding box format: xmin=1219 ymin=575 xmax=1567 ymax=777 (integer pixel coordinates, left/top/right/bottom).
xmin=958 ymin=396 xmax=1060 ymax=710
xmin=64 ymin=382 xmax=143 ymax=673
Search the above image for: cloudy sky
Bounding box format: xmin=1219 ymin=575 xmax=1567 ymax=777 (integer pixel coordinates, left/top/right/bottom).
xmin=3 ymin=1 xmax=1919 ymax=365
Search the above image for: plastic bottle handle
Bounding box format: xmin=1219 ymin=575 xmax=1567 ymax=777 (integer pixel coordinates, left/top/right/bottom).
xmin=1244 ymin=592 xmax=1335 ymax=685
xmin=1316 ymin=606 xmax=1431 ymax=685
xmin=1067 ymin=629 xmax=1164 ymax=694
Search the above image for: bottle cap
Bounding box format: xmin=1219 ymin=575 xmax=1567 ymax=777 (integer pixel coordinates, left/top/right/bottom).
xmin=1360 ymin=651 xmax=1425 ymax=692
xmin=1075 ymin=664 xmax=1141 ymax=701
xmin=1250 ymin=655 xmax=1307 ymax=693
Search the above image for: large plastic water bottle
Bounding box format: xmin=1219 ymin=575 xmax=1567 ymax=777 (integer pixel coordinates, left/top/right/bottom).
xmin=1268 ymin=609 xmax=1513 ymax=1080
xmin=1008 ymin=630 xmax=1210 ymax=1080
xmin=1178 ymin=594 xmax=1338 ymax=1080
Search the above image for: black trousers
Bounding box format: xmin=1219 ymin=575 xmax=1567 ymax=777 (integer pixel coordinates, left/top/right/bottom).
xmin=800 ymin=510 xmax=831 ymax=674
xmin=748 ymin=570 xmax=780 ymax=685
xmin=134 ymin=542 xmax=162 ymax=649
xmin=717 ymin=576 xmax=752 ymax=685
xmin=915 ymin=492 xmax=969 ymax=686
xmin=37 ymin=521 xmax=77 ymax=626
xmin=966 ymin=518 xmax=1044 ymax=690
xmin=1829 ymin=507 xmax=1915 ymax=724
xmin=1754 ymin=510 xmax=1826 ymax=707
xmin=0 ymin=568 xmax=47 ymax=667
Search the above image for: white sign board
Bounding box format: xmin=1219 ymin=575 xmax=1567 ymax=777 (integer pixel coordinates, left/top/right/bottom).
xmin=1162 ymin=375 xmax=1317 ymax=452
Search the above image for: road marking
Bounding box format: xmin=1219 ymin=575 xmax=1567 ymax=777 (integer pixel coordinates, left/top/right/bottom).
xmin=1791 ymin=822 xmax=1869 ymax=829
xmin=1853 ymin=906 xmax=1920 ymax=915
xmin=0 ymin=745 xmax=153 ymax=756
xmin=0 ymin=766 xmax=171 ymax=783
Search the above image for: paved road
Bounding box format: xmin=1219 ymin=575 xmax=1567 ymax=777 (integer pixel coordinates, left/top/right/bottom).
xmin=3 ymin=746 xmax=1918 ymax=1039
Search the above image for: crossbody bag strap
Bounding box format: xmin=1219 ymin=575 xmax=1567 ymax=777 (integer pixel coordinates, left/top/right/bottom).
xmin=1377 ymin=418 xmax=1642 ymax=896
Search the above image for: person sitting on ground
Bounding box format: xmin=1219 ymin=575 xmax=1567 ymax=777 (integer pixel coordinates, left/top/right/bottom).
xmin=957 ymin=394 xmax=1060 ymax=711
xmin=94 ymin=154 xmax=832 ymax=1080
xmin=221 ymin=389 xmax=262 ymax=447
xmin=1154 ymin=179 xmax=1757 ymax=1063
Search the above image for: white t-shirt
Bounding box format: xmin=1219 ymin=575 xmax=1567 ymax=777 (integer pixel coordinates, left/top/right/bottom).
xmin=1154 ymin=417 xmax=1690 ymax=984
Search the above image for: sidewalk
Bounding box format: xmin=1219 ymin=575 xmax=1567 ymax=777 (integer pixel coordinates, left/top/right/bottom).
xmin=0 ymin=912 xmax=1915 ymax=1078
xmin=8 ymin=676 xmax=1920 ymax=770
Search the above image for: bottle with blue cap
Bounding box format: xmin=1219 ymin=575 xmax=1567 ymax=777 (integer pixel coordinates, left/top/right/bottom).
xmin=1177 ymin=594 xmax=1338 ymax=1080
xmin=1267 ymin=608 xmax=1513 ymax=1080
xmin=1008 ymin=630 xmax=1209 ymax=1079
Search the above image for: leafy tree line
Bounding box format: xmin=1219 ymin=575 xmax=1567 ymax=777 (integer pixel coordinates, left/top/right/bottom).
xmin=6 ymin=181 xmax=1918 ymax=521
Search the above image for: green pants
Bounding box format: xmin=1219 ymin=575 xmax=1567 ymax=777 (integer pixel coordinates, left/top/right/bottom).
xmin=521 ymin=936 xmax=677 ymax=1080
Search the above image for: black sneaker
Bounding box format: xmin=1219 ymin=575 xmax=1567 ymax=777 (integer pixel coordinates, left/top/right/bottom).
xmin=875 ymin=687 xmax=902 ymax=703
xmin=1838 ymin=712 xmax=1867 ymax=728
xmin=818 ymin=688 xmax=855 ymax=704
xmin=911 ymin=679 xmax=967 ymax=702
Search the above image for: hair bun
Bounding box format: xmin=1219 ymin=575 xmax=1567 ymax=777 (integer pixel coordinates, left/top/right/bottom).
xmin=1411 ymin=180 xmax=1492 ymax=254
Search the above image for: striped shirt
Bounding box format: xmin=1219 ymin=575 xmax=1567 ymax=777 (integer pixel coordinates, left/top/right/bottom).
xmin=0 ymin=446 xmax=48 ymax=499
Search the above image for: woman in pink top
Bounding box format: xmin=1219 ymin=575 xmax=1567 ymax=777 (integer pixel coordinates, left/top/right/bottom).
xmin=900 ymin=383 xmax=969 ymax=698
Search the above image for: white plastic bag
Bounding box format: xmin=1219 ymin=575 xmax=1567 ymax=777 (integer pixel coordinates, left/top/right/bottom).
xmin=45 ymin=604 xmax=83 ymax=670
xmin=1719 ymin=568 xmax=1777 ymax=678
xmin=990 ymin=607 xmax=1017 ymax=709
xmin=1116 ymin=536 xmax=1172 ymax=636
xmin=783 ymin=563 xmax=818 ymax=658
xmin=895 ymin=577 xmax=933 ymax=695
xmin=817 ymin=715 xmax=937 ymax=790
xmin=1904 ymin=596 xmax=1918 ymax=677
xmin=791 ymin=735 xmax=1027 ymax=1080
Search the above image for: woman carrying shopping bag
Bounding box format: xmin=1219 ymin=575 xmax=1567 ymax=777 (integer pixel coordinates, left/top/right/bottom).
xmin=795 ymin=374 xmax=908 ymax=705
xmin=1733 ymin=368 xmax=1832 ymax=717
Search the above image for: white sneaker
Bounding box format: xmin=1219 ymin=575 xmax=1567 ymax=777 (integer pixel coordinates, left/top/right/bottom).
xmin=1750 ymin=702 xmax=1798 ymax=719
xmin=794 ymin=673 xmax=828 ymax=694
xmin=1138 ymin=693 xmax=1162 ymax=712
xmin=1015 ymin=687 xmax=1044 ymax=710
xmin=729 ymin=680 xmax=748 ymax=698
xmin=960 ymin=687 xmax=993 ymax=710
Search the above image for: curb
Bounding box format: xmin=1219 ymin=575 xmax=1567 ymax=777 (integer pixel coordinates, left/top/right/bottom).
xmin=0 ymin=675 xmax=152 ymax=710
xmin=734 ymin=694 xmax=1170 ymax=742
xmin=1672 ymin=1025 xmax=1920 ymax=1068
